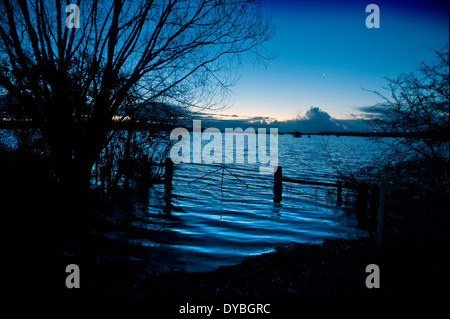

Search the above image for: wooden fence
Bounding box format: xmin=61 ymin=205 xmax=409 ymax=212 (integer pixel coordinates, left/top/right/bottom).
xmin=376 ymin=176 xmax=414 ymax=250
xmin=161 ymin=159 xmax=347 ymax=204
xmin=273 ymin=166 xmax=344 ymax=204
xmin=161 ymin=160 xmax=415 ymax=251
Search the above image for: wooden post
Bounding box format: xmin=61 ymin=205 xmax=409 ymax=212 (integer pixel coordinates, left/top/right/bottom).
xmin=273 ymin=166 xmax=282 ymax=203
xmin=105 ymin=147 xmax=111 ymax=194
xmin=337 ymin=180 xmax=342 ymax=204
xmin=164 ymin=157 xmax=174 ymax=193
xmin=404 ymin=183 xmax=415 ymax=242
xmin=368 ymin=183 xmax=378 ymax=241
xmin=356 ymin=181 xmax=367 ymax=227
xmin=377 ymin=176 xmax=387 ymax=251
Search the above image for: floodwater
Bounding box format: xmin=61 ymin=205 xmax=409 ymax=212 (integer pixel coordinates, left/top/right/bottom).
xmin=126 ymin=134 xmax=383 ymax=273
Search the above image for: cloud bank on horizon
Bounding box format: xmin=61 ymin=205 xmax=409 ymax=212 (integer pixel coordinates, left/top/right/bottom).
xmin=197 ymin=106 xmax=371 ymax=133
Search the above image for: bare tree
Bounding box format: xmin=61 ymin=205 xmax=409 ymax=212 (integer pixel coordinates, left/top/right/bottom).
xmin=0 ymin=0 xmax=273 ymax=191
xmin=361 ymin=44 xmax=449 ymax=189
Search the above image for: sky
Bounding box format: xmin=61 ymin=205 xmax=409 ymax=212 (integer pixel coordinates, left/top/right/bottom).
xmin=206 ymin=0 xmax=449 ymax=125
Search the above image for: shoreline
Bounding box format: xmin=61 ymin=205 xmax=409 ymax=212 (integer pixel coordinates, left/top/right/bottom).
xmin=3 ymin=159 xmax=448 ymax=300
xmin=138 ymin=237 xmax=449 ymax=300
xmin=8 ymin=230 xmax=448 ymax=300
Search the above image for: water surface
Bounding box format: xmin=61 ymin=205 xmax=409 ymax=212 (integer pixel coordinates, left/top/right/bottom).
xmin=128 ymin=135 xmax=382 ymax=273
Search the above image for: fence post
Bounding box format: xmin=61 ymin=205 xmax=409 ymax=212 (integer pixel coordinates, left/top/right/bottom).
xmin=404 ymin=183 xmax=415 ymax=242
xmin=164 ymin=157 xmax=174 ymax=193
xmin=377 ymin=175 xmax=387 ymax=251
xmin=337 ymin=180 xmax=342 ymax=204
xmin=274 ymin=166 xmax=282 ymax=203
xmin=356 ymin=181 xmax=368 ymax=228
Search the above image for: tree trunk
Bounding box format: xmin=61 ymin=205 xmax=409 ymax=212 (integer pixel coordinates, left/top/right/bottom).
xmin=52 ymin=148 xmax=93 ymax=195
xmin=49 ymin=123 xmax=100 ymax=196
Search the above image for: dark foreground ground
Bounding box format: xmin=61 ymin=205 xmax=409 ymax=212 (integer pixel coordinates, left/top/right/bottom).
xmin=5 ymin=203 xmax=449 ymax=301
xmin=2 ymin=157 xmax=449 ymax=301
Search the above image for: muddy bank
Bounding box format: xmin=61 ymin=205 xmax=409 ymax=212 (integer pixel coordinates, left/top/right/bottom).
xmin=137 ymin=237 xmax=449 ymax=300
xmin=8 ymin=233 xmax=447 ymax=300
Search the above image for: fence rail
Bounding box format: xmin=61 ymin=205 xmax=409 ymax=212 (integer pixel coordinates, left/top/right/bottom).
xmin=160 ymin=159 xmax=414 ymax=250
xmin=160 ymin=159 xmax=348 ymax=204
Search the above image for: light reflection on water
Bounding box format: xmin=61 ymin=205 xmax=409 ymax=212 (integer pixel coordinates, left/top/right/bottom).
xmin=128 ymin=135 xmax=383 ymax=273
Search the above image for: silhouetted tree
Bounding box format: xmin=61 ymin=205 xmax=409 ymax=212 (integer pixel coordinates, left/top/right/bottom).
xmin=361 ymin=45 xmax=449 ymax=189
xmin=0 ymin=0 xmax=273 ymax=192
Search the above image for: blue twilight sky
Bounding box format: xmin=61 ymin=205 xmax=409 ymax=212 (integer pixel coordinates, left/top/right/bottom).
xmin=211 ymin=0 xmax=449 ymax=121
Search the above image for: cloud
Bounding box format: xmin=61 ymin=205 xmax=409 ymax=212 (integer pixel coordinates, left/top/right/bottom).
xmin=355 ymin=103 xmax=390 ymax=116
xmin=247 ymin=116 xmax=273 ymax=122
xmin=278 ymin=107 xmax=346 ymax=133
xmin=198 ymin=116 xmax=274 ymax=131
xmin=193 ymin=107 xmax=370 ymax=133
